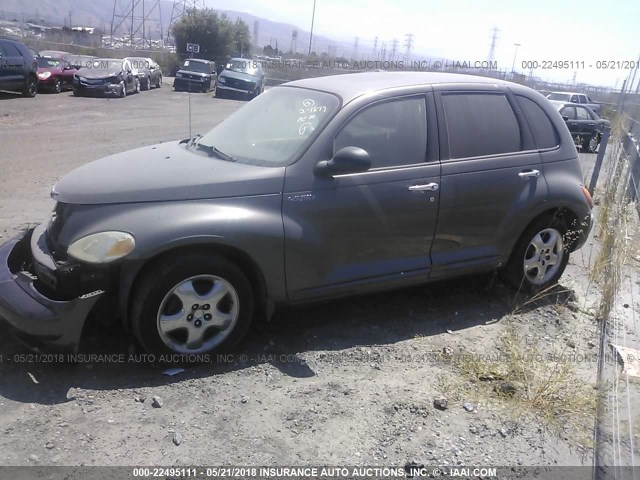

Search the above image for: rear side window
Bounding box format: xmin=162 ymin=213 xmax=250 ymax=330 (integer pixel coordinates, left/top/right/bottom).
xmin=562 ymin=106 xmax=576 ymax=120
xmin=576 ymin=107 xmax=591 ymax=120
xmin=442 ymin=93 xmax=521 ymax=159
xmin=516 ymin=95 xmax=559 ymax=149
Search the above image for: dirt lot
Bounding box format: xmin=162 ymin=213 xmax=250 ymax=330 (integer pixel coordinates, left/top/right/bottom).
xmin=0 ymin=82 xmax=606 ymax=469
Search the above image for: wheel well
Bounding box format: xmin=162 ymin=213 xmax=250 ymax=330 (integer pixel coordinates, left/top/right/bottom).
xmin=126 ymin=244 xmax=269 ymax=327
xmin=514 ymin=207 xmax=581 ymax=254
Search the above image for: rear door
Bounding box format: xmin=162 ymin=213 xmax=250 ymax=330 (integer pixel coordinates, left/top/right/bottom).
xmin=574 ymin=105 xmax=597 ymax=135
xmin=430 ymin=88 xmax=548 ymax=277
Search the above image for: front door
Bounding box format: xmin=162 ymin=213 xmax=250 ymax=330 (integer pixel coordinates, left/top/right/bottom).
xmin=283 ymin=95 xmax=441 ymax=301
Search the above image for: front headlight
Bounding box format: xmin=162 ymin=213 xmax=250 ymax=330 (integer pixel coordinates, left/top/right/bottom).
xmin=38 ymin=71 xmax=52 ymax=79
xmin=176 ymin=72 xmax=183 ymax=78
xmin=67 ymin=231 xmax=135 ymax=264
xmin=218 ymin=76 xmax=226 ymax=84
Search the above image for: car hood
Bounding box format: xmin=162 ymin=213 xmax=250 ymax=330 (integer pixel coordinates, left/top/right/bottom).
xmin=220 ymin=70 xmax=258 ymax=81
xmin=76 ymin=69 xmax=121 ymax=79
xmin=37 ymin=67 xmax=62 ymax=74
xmin=51 ymin=141 xmax=284 ymax=205
xmin=177 ymin=69 xmax=209 ymax=77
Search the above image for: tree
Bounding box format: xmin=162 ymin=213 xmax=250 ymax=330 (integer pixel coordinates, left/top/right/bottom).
xmin=172 ymin=8 xmax=249 ymax=60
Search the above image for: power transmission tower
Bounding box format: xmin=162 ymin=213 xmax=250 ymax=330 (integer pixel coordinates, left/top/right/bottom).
xmin=390 ymin=38 xmax=399 ymax=61
xmin=290 ymin=30 xmax=298 ymax=54
xmin=404 ymin=33 xmax=414 ymax=61
xmin=166 ymin=0 xmax=205 ymax=45
xmin=487 ymin=27 xmax=499 ymax=67
xmin=111 ymin=0 xmax=164 ymax=48
xmin=352 ymin=36 xmax=359 ymax=61
xmin=373 ymin=36 xmax=378 ymax=59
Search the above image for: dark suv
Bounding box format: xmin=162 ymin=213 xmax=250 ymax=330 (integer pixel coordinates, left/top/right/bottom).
xmin=0 ymin=38 xmax=38 ymax=97
xmin=0 ymin=72 xmax=593 ymax=357
xmin=174 ymin=58 xmax=217 ymax=92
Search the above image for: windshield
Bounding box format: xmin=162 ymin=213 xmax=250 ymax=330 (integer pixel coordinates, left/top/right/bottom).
xmin=38 ymin=57 xmax=61 ymax=68
xmin=547 ymin=92 xmax=571 ymax=101
xmin=225 ymin=59 xmax=260 ymax=75
xmin=196 ymin=87 xmax=340 ymax=167
xmin=182 ymin=60 xmax=210 ymax=73
xmin=90 ymin=59 xmax=123 ymax=71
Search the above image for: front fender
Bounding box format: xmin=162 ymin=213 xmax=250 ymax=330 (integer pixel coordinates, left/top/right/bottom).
xmin=53 ymin=195 xmax=286 ymax=317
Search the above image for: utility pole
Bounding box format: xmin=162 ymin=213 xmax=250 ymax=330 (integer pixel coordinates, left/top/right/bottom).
xmin=308 ymin=0 xmax=316 ymax=56
xmin=373 ymin=36 xmax=378 ymax=59
xmin=511 ymin=43 xmax=521 ymax=74
xmin=487 ymin=27 xmax=498 ymax=66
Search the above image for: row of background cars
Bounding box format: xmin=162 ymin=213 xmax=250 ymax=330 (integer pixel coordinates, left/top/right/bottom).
xmin=1 ymin=36 xmax=265 ymax=100
xmin=545 ymin=91 xmax=610 ymax=153
xmin=174 ymin=56 xmax=266 ymax=99
xmin=37 ymin=51 xmax=162 ymax=97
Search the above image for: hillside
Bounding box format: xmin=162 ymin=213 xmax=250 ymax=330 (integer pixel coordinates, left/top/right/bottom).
xmin=0 ymin=0 xmax=352 ymax=55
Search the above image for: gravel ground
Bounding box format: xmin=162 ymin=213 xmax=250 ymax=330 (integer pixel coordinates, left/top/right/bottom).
xmin=0 ymin=80 xmax=606 ymax=468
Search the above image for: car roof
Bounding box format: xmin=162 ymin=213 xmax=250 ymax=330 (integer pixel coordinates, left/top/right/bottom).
xmin=186 ymin=58 xmax=210 ymax=63
xmin=284 ymin=71 xmax=514 ymax=103
xmin=549 ymin=91 xmax=584 ymax=95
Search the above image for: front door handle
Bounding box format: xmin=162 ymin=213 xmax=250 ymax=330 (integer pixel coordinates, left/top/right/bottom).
xmin=518 ymin=169 xmax=540 ymax=179
xmin=408 ymin=183 xmax=439 ymax=192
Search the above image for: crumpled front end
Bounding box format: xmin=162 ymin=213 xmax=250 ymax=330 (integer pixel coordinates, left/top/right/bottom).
xmin=0 ymin=224 xmax=106 ymax=352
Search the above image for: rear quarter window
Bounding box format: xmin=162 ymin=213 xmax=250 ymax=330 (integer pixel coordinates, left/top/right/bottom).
xmin=516 ymin=95 xmax=559 ymax=149
xmin=442 ymin=93 xmax=521 ymax=159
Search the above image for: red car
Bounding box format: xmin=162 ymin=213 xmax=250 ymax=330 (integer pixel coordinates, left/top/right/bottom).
xmin=37 ymin=56 xmax=77 ymax=93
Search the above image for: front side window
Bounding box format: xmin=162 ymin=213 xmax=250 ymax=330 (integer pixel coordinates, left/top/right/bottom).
xmin=197 ymin=87 xmax=340 ymax=167
xmin=442 ymin=93 xmax=521 ymax=159
xmin=334 ymin=97 xmax=427 ymax=169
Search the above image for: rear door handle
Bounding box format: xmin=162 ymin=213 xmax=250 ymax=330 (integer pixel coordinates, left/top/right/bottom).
xmin=408 ymin=183 xmax=439 ymax=192
xmin=518 ymin=169 xmax=540 ymax=179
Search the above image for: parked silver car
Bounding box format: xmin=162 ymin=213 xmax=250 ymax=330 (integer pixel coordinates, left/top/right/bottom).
xmin=0 ymin=72 xmax=593 ymax=357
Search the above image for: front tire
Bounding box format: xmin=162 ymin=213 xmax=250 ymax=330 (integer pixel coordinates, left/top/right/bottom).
xmin=502 ymin=214 xmax=570 ymax=293
xmin=131 ymin=254 xmax=254 ymax=357
xmin=53 ymin=78 xmax=62 ymax=94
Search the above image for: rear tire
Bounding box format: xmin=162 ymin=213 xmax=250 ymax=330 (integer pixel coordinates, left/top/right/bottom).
xmin=587 ymin=133 xmax=600 ymax=153
xmin=22 ymin=75 xmax=38 ymax=97
xmin=502 ymin=214 xmax=570 ymax=293
xmin=131 ymin=254 xmax=254 ymax=357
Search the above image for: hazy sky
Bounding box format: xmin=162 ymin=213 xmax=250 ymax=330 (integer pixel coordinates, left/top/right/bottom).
xmin=206 ymin=0 xmax=640 ymax=88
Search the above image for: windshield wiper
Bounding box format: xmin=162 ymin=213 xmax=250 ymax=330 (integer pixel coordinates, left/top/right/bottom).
xmin=186 ymin=134 xmax=202 ymax=149
xmin=195 ymin=143 xmax=236 ymax=162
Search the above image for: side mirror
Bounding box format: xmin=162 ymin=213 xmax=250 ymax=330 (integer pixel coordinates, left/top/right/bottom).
xmin=315 ymin=146 xmax=371 ymax=177
xmin=562 ymin=115 xmax=569 ymax=122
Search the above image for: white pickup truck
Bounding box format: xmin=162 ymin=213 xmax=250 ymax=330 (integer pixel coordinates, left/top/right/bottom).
xmin=546 ymin=91 xmax=602 ymax=114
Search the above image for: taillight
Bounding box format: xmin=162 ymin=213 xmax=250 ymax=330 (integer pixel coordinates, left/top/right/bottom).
xmin=581 ymin=186 xmax=594 ymax=209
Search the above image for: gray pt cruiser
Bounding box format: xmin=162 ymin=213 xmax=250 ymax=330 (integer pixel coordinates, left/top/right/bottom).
xmin=0 ymin=72 xmax=593 ymax=356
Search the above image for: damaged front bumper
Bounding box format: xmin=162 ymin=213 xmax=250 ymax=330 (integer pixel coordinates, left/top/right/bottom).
xmin=0 ymin=225 xmax=105 ymax=352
